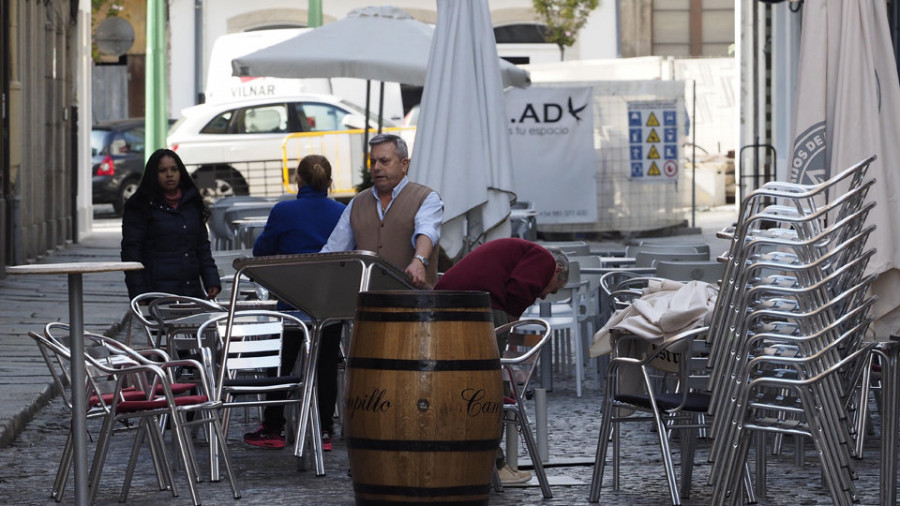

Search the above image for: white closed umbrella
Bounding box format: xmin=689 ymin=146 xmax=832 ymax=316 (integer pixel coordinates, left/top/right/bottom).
xmin=410 ymin=0 xmax=519 ymax=260
xmin=789 ymin=0 xmax=900 ymax=335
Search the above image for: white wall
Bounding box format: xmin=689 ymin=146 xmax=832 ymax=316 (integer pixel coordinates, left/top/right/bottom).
xmin=578 ymin=0 xmax=619 ymax=60
xmin=169 ymin=0 xmax=198 ymax=116
xmin=77 ymin=0 xmax=94 ymax=238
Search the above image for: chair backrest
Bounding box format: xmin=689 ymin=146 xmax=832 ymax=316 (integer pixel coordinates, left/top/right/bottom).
xmin=627 ymin=240 xmax=711 ymax=257
xmin=539 ymin=261 xmax=590 ymax=318
xmin=130 ymin=291 xmax=174 ymax=330
xmin=209 ymin=198 xmax=274 ymax=250
xmin=148 ymin=294 xmax=226 ymax=321
xmin=141 ymin=294 xmax=226 ymax=351
xmin=496 ymin=319 xmax=552 ymax=401
xmin=197 ymin=310 xmax=311 ymax=398
xmin=539 ymin=240 xmax=590 ymax=256
xmin=211 ymin=250 xmax=253 ymax=297
xmin=30 ymin=329 xmax=75 ymax=410
xmin=634 ymin=250 xmax=710 ymax=267
xmin=224 ymin=203 xmax=275 ymax=228
xmin=654 ymin=260 xmax=725 ymax=284
xmin=32 ymin=325 xmax=135 ymax=416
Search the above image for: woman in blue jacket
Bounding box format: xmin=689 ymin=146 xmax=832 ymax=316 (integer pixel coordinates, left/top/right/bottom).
xmin=245 ymin=154 xmax=346 ymax=451
xmin=121 ymin=148 xmax=221 ymax=300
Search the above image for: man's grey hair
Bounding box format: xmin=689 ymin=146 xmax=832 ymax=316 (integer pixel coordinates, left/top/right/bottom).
xmin=369 ymin=133 xmax=409 ymax=160
xmin=545 ymin=247 xmax=569 ymax=283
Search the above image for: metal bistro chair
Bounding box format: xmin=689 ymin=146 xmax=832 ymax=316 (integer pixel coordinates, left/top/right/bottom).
xmin=701 ymin=157 xmax=878 ymax=503
xmin=129 ymin=292 xmax=226 ymax=351
xmin=196 ymin=310 xmax=321 ymax=475
xmin=32 ymin=326 xmax=152 ymax=503
xmin=711 ymin=324 xmax=876 ymax=506
xmin=39 ymin=322 xmax=205 ymax=502
xmin=588 ymin=326 xmax=755 ymax=505
xmin=492 ymin=318 xmax=553 ymax=498
xmin=31 ymin=326 xmax=240 ymax=506
xmin=145 ymin=294 xmax=227 ymax=358
xmin=223 ymin=203 xmax=276 ymax=250
xmin=208 ymin=196 xmax=270 ymax=250
xmin=523 ymin=261 xmax=590 ymax=397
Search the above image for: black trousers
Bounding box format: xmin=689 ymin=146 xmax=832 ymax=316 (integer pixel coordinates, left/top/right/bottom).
xmin=263 ymin=322 xmax=343 ymax=433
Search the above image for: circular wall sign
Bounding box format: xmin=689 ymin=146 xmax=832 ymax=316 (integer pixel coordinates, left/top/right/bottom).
xmin=95 ymin=17 xmax=135 ymax=57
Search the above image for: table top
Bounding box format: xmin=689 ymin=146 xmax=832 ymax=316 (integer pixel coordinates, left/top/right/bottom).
xmin=232 ymin=250 xmax=415 ymax=322
xmin=164 ymin=311 xmax=228 ymax=330
xmin=6 ymin=261 xmax=143 ymax=275
xmin=231 ymin=217 xmax=268 ymax=224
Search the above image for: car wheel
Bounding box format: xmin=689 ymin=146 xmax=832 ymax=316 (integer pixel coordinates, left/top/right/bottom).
xmin=113 ymin=177 xmax=140 ymax=216
xmin=192 ymin=165 xmax=250 ymax=205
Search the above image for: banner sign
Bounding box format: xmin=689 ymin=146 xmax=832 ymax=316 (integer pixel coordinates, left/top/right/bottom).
xmin=627 ymin=101 xmax=680 ymax=182
xmin=505 ymin=86 xmax=598 ymax=225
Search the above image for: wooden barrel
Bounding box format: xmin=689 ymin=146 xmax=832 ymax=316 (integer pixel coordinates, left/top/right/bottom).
xmin=344 ymin=290 xmax=502 ymax=505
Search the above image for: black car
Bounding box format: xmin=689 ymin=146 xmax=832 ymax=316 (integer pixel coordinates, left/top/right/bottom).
xmin=91 ymin=118 xmax=147 ymax=216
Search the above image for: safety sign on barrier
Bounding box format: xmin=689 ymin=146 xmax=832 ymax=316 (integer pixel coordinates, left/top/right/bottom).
xmin=627 ymin=101 xmax=680 ymax=182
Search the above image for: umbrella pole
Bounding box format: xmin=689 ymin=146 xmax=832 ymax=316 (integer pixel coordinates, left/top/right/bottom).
xmin=378 ymin=81 xmax=385 ymax=134
xmin=364 ymin=79 xmax=371 ymax=169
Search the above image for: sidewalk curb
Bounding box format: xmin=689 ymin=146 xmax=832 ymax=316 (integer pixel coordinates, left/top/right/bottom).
xmin=0 ymin=314 xmax=128 ymax=448
xmin=0 ymin=383 xmax=56 ymax=448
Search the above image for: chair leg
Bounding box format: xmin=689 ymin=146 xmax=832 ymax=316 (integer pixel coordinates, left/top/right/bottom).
xmin=678 ymin=421 xmax=698 ymax=500
xmin=491 ymin=465 xmax=503 ymax=493
xmin=512 ymin=403 xmax=552 ymax=498
xmin=853 ymin=352 xmax=874 ymax=458
xmin=207 ymin=409 xmax=242 ymax=499
xmin=169 ymin=411 xmax=205 ymax=506
xmin=588 ymin=395 xmax=616 ymax=502
xmin=52 ymin=429 xmax=74 ymax=501
xmin=88 ymin=411 xmax=120 ymax=505
xmin=649 ymin=409 xmax=681 ymax=505
xmin=121 ymin=418 xmax=177 ymax=502
xmin=292 ymin=389 xmax=326 ymax=476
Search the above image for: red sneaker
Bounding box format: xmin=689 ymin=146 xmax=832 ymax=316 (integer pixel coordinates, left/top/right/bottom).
xmin=322 ymin=430 xmax=333 ymax=451
xmin=243 ymin=426 xmax=286 ymax=449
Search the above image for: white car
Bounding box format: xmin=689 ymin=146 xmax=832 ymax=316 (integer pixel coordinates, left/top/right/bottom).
xmin=168 ymin=94 xmax=393 ymax=201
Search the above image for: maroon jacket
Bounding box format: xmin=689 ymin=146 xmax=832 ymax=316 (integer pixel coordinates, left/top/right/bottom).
xmin=435 ymin=238 xmax=556 ymax=318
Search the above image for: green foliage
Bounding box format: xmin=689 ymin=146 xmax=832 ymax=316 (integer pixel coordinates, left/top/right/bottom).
xmin=92 ymin=0 xmax=124 ymax=17
xmin=532 ymin=0 xmax=600 ymax=59
xmin=355 ymin=162 xmax=373 ymax=193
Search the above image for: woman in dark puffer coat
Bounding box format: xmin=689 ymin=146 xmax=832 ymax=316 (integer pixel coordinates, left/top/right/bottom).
xmin=121 ymin=148 xmax=221 ymax=300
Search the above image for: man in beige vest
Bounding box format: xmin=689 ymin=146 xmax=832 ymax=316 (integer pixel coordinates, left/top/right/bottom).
xmin=321 ymin=133 xmax=443 ymax=288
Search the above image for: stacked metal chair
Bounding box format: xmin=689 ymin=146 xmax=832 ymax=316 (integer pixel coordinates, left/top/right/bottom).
xmin=703 ymin=155 xmax=879 ymax=505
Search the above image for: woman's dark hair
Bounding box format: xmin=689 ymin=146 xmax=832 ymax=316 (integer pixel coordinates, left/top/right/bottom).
xmin=297 ymin=154 xmax=333 ymax=193
xmin=133 ymin=148 xmax=210 ymax=219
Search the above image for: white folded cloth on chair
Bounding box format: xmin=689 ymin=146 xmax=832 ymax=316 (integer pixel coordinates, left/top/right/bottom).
xmin=590 ymin=279 xmax=718 ymax=357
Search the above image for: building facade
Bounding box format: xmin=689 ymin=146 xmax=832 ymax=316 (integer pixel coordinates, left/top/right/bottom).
xmin=1 ymin=0 xmax=92 ymax=268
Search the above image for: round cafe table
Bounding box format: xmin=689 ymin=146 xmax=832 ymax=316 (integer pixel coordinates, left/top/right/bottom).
xmin=5 ymin=261 xmax=143 ymax=506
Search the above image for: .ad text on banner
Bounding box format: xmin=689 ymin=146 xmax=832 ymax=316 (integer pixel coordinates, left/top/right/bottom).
xmin=505 ymin=86 xmax=598 ymax=225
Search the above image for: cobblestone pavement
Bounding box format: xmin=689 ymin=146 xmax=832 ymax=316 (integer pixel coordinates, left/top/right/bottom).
xmin=0 ymin=362 xmax=886 ymax=505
